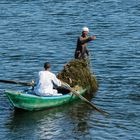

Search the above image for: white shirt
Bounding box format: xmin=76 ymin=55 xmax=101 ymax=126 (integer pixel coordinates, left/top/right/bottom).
xmin=34 ymin=70 xmax=62 ymax=96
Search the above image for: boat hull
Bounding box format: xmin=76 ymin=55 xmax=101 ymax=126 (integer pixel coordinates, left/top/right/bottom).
xmin=5 ymin=88 xmax=87 ymax=111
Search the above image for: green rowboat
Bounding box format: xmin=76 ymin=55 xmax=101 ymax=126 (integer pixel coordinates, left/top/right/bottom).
xmin=5 ymin=87 xmax=87 ymax=111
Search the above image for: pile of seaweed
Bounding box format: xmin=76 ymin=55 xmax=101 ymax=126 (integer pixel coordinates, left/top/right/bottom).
xmin=57 ymin=59 xmax=99 ymax=93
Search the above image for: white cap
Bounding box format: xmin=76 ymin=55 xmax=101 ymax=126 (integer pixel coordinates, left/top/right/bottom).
xmin=82 ymin=27 xmax=89 ymax=32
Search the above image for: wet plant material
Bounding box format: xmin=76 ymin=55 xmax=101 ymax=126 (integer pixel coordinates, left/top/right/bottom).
xmin=57 ymin=59 xmax=99 ymax=93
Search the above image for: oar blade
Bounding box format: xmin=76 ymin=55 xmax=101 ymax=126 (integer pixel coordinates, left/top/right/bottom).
xmin=0 ymin=79 xmax=34 ymax=86
xmin=62 ymin=81 xmax=109 ymax=116
xmin=72 ymin=89 xmax=109 ymax=115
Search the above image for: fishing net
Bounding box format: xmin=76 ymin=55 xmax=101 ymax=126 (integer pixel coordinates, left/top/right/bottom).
xmin=57 ymin=59 xmax=99 ymax=93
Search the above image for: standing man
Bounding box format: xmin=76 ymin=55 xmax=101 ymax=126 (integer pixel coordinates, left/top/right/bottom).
xmin=74 ymin=27 xmax=96 ymax=59
xmin=34 ymin=62 xmax=63 ymax=96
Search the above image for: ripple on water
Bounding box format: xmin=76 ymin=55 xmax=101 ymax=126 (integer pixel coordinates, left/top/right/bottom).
xmin=0 ymin=0 xmax=140 ymax=139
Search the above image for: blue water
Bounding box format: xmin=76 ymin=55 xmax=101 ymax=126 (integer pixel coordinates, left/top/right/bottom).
xmin=0 ymin=0 xmax=140 ymax=139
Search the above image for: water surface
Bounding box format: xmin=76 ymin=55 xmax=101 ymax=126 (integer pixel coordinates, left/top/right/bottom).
xmin=0 ymin=0 xmax=140 ymax=139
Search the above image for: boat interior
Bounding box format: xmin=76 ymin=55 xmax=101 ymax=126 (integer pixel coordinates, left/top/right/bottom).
xmin=56 ymin=87 xmax=71 ymax=95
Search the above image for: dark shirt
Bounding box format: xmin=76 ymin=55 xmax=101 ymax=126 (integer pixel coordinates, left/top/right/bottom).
xmin=75 ymin=36 xmax=92 ymax=59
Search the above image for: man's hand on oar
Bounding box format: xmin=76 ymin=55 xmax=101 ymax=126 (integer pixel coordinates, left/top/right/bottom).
xmin=0 ymin=79 xmax=35 ymax=87
xmin=61 ymin=81 xmax=109 ymax=116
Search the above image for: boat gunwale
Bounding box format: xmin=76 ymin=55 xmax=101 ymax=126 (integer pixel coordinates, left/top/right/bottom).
xmin=5 ymin=88 xmax=87 ymax=100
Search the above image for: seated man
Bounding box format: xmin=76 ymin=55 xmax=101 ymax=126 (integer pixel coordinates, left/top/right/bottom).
xmin=34 ymin=62 xmax=63 ymax=96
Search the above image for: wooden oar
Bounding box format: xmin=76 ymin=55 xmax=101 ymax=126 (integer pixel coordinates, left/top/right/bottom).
xmin=62 ymin=82 xmax=109 ymax=116
xmin=0 ymin=79 xmax=35 ymax=86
